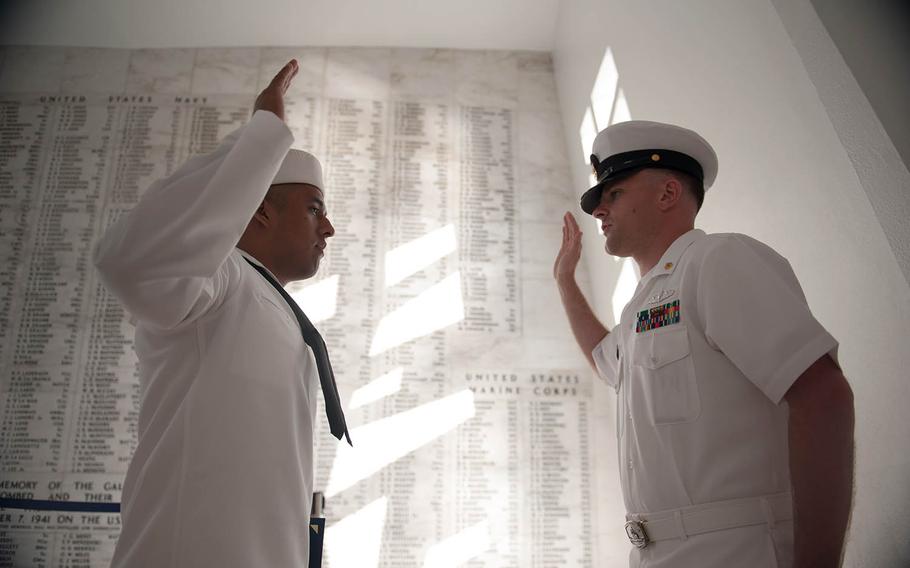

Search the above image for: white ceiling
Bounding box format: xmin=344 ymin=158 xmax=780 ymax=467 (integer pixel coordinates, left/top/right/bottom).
xmin=2 ymin=0 xmax=562 ymax=51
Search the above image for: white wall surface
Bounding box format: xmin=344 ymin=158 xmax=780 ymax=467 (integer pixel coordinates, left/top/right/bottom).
xmin=809 ymin=0 xmax=910 ymax=172
xmin=1 ymin=0 xmax=560 ymax=51
xmin=773 ymin=0 xmax=910 ymax=293
xmin=552 ymin=0 xmax=910 ymax=566
xmin=0 ymin=44 xmax=597 ymax=567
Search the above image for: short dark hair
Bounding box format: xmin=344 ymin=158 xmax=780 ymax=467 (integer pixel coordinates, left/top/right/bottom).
xmin=668 ymin=169 xmax=705 ymax=211
xmin=264 ymin=185 xmax=291 ymax=209
xmin=601 ymin=167 xmax=705 ymax=211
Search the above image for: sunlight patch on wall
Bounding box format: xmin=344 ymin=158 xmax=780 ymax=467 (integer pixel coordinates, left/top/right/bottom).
xmin=611 ymin=88 xmax=631 ymax=124
xmin=385 ymin=224 xmax=457 ymax=287
xmin=325 ymin=496 xmax=387 ymax=568
xmin=290 ymin=274 xmax=339 ymax=324
xmin=326 ymin=389 xmax=475 ymax=497
xmin=369 ymin=272 xmax=465 ymax=356
xmin=349 ymin=367 xmax=404 ymax=410
xmin=578 ymin=46 xmax=632 ymax=165
xmin=423 ymin=520 xmax=491 ymax=568
xmin=590 ymin=47 xmax=619 ymax=128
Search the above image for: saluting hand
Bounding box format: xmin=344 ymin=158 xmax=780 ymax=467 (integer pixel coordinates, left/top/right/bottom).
xmin=253 ymin=60 xmax=299 ymax=122
xmin=553 ymin=212 xmax=583 ymax=283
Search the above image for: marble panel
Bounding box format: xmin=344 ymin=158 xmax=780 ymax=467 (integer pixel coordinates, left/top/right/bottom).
xmin=0 ymin=46 xmax=65 ymax=93
xmin=324 ymin=47 xmax=391 ymax=100
xmin=125 ymin=48 xmax=195 ymax=94
xmin=516 ymin=51 xmax=553 ymax=75
xmin=517 ymin=160 xmax=576 ymax=222
xmin=518 ymin=109 xmax=568 ymax=168
xmin=517 ymin=51 xmax=559 ymax=111
xmin=191 ymin=47 xmax=260 ymax=94
xmin=454 ymin=49 xmax=519 ymax=109
xmin=447 ymin=331 xmax=584 ymax=370
xmin=520 ymin=219 xmax=564 ymax=279
xmin=390 ymin=48 xmax=456 ymax=103
xmin=60 ymin=47 xmax=129 ymax=94
xmin=521 ymin=276 xmax=573 ymax=339
xmin=522 ymin=335 xmax=589 ymax=369
xmin=519 ymin=68 xmax=560 ymax=112
xmin=0 ymin=44 xmax=596 ymax=568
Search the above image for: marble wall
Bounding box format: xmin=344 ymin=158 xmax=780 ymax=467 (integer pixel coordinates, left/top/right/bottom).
xmin=0 ymin=46 xmax=609 ymax=567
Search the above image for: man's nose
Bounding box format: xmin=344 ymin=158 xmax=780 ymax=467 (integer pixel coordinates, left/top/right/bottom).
xmin=322 ymin=217 xmax=335 ymax=238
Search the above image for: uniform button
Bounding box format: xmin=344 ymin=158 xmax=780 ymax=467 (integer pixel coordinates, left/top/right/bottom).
xmin=628 ymin=459 xmax=634 ymax=470
xmin=649 ymin=355 xmax=658 ymax=364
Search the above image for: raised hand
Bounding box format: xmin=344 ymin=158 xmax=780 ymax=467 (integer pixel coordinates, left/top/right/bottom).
xmin=253 ymin=60 xmax=299 ymax=122
xmin=553 ymin=211 xmax=583 ymax=283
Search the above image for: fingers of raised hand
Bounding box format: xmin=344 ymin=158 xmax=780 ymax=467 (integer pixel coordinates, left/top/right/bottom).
xmin=283 ymin=61 xmax=299 ymax=91
xmin=562 ymin=212 xmax=582 ymax=243
xmin=565 ymin=211 xmax=582 ymax=235
xmin=554 ymin=229 xmax=580 ymax=279
xmin=270 ymin=60 xmax=298 ymax=93
xmin=558 ymin=221 xmax=580 ymax=259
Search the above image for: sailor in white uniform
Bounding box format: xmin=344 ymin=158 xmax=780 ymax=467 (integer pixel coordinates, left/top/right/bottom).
xmin=553 ymin=120 xmax=854 ymax=567
xmin=95 ymin=61 xmax=348 ymax=567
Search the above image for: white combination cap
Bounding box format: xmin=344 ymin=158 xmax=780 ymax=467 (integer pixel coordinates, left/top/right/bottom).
xmin=271 ymin=149 xmax=324 ymax=191
xmin=580 ymin=120 xmax=718 ymax=214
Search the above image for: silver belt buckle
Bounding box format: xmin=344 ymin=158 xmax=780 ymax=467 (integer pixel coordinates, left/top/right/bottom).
xmin=624 ymin=520 xmax=650 ymax=549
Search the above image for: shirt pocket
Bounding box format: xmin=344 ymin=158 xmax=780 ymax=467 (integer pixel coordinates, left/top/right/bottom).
xmin=631 ymin=324 xmax=701 ymax=425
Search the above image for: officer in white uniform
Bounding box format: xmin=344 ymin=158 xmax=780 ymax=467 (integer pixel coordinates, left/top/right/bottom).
xmin=553 ymin=121 xmax=854 ymax=567
xmin=94 ymin=61 xmax=343 ymax=567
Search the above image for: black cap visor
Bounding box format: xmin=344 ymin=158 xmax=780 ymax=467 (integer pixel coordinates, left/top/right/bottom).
xmin=579 ymin=149 xmax=704 ymax=215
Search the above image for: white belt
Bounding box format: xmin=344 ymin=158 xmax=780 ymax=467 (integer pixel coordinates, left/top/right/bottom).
xmin=624 ymin=492 xmax=792 ymax=549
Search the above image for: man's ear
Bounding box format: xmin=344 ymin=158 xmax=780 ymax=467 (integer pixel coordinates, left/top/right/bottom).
xmin=657 ymin=176 xmax=684 ymax=211
xmin=251 ymin=200 xmax=274 ymax=228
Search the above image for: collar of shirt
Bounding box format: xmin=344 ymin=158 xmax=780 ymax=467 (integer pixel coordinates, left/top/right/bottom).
xmin=236 ymin=248 xmax=283 ymax=285
xmin=634 ymin=229 xmax=705 ymax=294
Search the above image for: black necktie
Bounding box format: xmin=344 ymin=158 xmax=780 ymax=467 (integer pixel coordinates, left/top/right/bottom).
xmin=245 ymin=258 xmax=352 ymax=446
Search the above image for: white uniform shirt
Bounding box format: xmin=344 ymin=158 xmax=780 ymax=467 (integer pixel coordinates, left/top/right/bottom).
xmin=94 ymin=111 xmax=319 ymax=567
xmin=593 ymin=229 xmax=838 ymax=567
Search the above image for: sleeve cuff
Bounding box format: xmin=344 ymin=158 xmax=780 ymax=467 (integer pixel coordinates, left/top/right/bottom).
xmin=249 ymin=109 xmax=294 ymax=146
xmin=591 ymin=332 xmax=619 ymax=389
xmin=766 ymin=331 xmax=839 ymax=404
